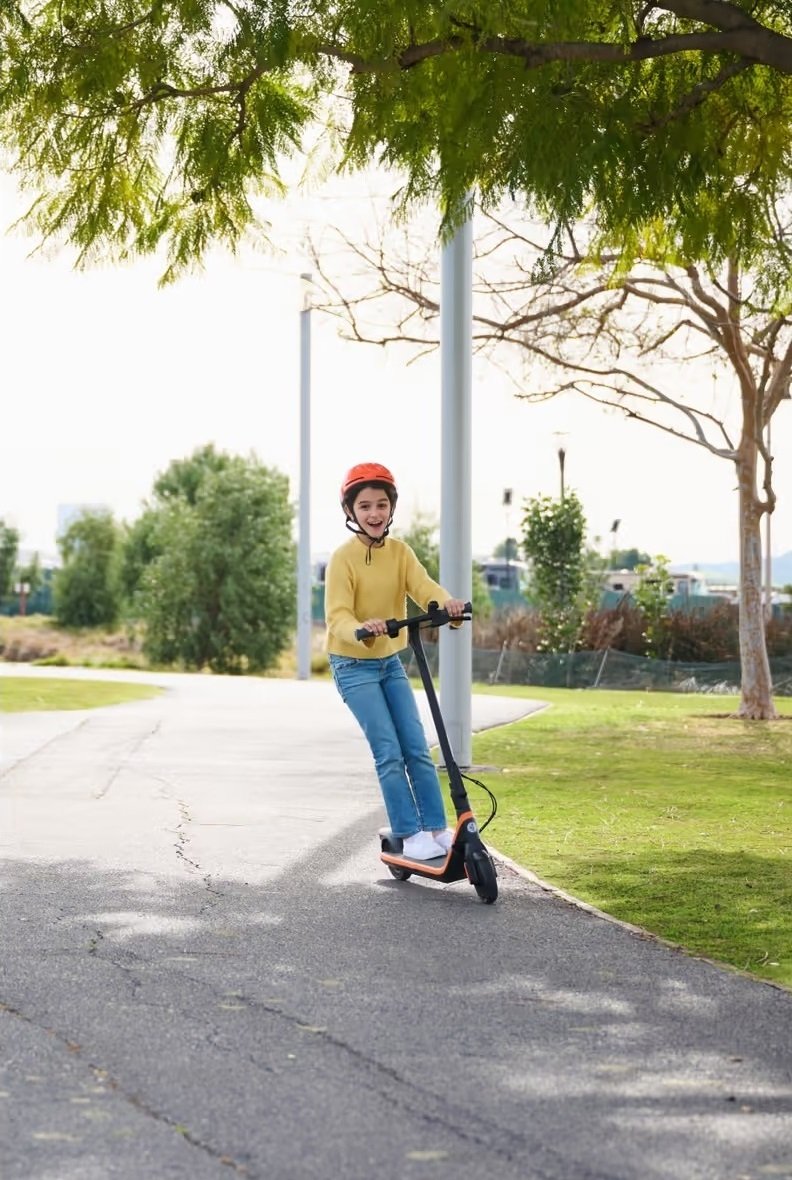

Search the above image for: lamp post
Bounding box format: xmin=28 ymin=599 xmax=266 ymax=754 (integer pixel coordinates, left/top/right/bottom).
xmin=610 ymin=518 xmax=621 ymax=568
xmin=296 ymin=272 xmax=313 ymax=680
xmin=552 ymin=431 xmax=569 ymax=500
xmin=503 ymin=488 xmax=513 ymax=587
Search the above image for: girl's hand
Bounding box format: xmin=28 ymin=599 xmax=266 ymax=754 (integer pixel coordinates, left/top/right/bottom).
xmin=444 ymin=598 xmax=466 ymax=618
xmin=360 ymin=618 xmax=388 ymax=636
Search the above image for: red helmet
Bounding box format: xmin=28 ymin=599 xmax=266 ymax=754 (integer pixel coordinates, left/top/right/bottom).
xmin=340 ymin=462 xmax=398 ymax=508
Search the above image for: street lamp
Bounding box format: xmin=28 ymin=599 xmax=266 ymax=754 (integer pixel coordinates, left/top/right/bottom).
xmin=503 ymin=488 xmax=513 ymax=587
xmin=610 ymin=519 xmax=621 ymax=567
xmin=552 ymin=431 xmax=569 ymax=500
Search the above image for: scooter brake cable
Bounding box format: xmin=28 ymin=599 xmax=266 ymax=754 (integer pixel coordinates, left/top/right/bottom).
xmin=460 ymin=773 xmax=498 ymax=831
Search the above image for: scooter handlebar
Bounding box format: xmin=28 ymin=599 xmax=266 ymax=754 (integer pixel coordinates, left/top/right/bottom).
xmin=354 ymin=601 xmax=472 ymax=642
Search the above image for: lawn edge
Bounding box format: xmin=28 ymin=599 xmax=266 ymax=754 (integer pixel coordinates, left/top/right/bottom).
xmin=489 ymin=845 xmax=792 ymax=995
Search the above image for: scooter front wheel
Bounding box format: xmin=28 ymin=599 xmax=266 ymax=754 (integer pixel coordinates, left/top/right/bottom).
xmin=467 ymin=849 xmax=498 ymax=904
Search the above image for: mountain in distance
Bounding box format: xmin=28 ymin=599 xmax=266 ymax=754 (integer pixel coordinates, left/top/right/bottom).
xmin=676 ymin=550 xmax=792 ymax=587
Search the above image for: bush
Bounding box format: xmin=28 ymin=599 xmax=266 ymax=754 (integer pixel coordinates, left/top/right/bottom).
xmin=472 ymin=599 xmax=792 ymax=664
xmin=472 ymin=608 xmax=542 ymax=652
xmin=656 ymin=603 xmax=740 ymax=662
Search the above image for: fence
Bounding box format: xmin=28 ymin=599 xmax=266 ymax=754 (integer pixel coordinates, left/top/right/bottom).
xmin=401 ymin=644 xmax=792 ymax=697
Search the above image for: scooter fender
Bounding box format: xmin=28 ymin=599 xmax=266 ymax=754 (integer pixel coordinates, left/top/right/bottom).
xmin=464 ymin=846 xmax=496 ymax=887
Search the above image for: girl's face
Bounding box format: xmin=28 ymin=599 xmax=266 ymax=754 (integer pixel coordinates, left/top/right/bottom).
xmin=350 ymin=485 xmax=392 ymax=540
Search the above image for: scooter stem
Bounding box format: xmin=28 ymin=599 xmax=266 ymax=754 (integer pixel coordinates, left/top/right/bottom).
xmin=406 ymin=617 xmax=471 ymax=819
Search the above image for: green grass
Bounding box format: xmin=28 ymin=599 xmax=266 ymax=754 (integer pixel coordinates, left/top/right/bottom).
xmin=457 ymin=687 xmax=792 ymax=989
xmin=0 ymin=677 xmax=163 ymax=712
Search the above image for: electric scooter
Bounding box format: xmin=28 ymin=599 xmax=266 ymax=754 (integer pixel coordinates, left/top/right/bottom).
xmin=355 ymin=601 xmax=499 ymax=904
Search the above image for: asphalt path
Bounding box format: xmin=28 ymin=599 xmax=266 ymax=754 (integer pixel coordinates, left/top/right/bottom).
xmin=1 ymin=666 xmax=791 ymax=1180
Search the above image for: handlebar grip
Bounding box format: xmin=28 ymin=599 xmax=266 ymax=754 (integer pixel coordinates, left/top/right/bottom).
xmin=355 ymin=602 xmax=472 ymax=641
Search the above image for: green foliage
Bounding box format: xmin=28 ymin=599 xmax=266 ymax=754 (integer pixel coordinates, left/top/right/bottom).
xmin=395 ymin=511 xmax=492 ymax=621
xmin=521 ymin=492 xmax=586 ymax=651
xmin=2 ymin=4 xmax=792 ymax=282
xmin=54 ymin=510 xmax=123 ymax=628
xmin=633 ymin=554 xmax=674 ymax=658
xmin=611 ymin=547 xmax=651 ymax=571
xmin=131 ymin=447 xmax=296 ymax=672
xmin=493 ymin=537 xmax=519 ymax=561
xmin=0 ymin=519 xmax=20 ymax=598
xmin=395 ymin=512 xmax=439 ymax=587
xmin=120 ymin=508 xmax=162 ymax=604
xmin=16 ymin=551 xmax=43 ymax=596
xmin=152 ymin=442 xmax=235 ymax=505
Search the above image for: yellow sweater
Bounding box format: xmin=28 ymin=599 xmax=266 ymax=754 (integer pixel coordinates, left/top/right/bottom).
xmin=325 ymin=536 xmax=452 ymax=658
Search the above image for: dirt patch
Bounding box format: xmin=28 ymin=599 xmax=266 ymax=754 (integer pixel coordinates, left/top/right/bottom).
xmin=0 ymin=616 xmax=146 ymax=669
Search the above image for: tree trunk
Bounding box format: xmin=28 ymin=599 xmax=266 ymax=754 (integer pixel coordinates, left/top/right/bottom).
xmin=736 ymin=448 xmax=777 ymax=720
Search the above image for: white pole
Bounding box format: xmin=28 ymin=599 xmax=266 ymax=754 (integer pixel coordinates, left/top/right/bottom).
xmin=297 ymin=273 xmax=313 ymax=680
xmin=439 ymin=205 xmax=473 ymax=767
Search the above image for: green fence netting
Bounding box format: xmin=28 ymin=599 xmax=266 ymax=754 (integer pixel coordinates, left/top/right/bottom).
xmin=401 ymin=645 xmax=792 ymax=696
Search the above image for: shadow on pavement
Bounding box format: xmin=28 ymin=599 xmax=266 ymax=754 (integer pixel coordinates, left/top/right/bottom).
xmin=2 ymin=813 xmax=792 ymax=1180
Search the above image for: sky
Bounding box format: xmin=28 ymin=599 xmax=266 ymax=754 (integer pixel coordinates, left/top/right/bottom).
xmin=1 ymin=168 xmax=790 ymax=574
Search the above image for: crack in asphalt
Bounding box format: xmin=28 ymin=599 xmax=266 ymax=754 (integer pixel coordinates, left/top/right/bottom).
xmin=0 ymin=997 xmax=255 ymax=1176
xmin=160 ymin=971 xmax=608 ymax=1180
xmin=0 ymin=716 xmax=90 ymax=781
xmin=142 ymin=771 xmax=225 ymax=913
xmin=172 ymin=798 xmax=225 ymax=915
xmin=92 ymin=719 xmax=163 ymax=800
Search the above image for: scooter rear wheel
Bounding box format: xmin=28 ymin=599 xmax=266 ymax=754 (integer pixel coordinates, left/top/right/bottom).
xmin=388 ymin=865 xmax=412 ymax=882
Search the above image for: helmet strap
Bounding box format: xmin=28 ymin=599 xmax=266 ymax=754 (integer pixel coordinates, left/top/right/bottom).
xmin=344 ymin=517 xmax=391 ymax=543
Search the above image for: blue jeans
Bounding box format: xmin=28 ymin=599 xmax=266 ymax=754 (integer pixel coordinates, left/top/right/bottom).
xmin=329 ymin=654 xmax=447 ymax=837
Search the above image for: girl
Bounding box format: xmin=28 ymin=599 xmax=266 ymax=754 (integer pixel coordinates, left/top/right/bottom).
xmin=325 ymin=462 xmax=465 ymax=861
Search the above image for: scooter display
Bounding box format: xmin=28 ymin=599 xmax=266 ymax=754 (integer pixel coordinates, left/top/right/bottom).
xmin=355 ymin=601 xmax=498 ymax=904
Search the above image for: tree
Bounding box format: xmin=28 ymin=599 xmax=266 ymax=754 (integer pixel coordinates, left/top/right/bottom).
xmin=54 ymin=509 xmax=123 ymax=628
xmin=633 ymin=555 xmax=676 ymax=658
xmin=395 ymin=511 xmax=492 ymax=621
xmin=312 ymin=209 xmax=791 ymax=717
xmin=121 ymin=444 xmax=237 ymax=604
xmin=2 ymin=3 xmax=792 ymax=279
xmin=130 ymin=448 xmax=296 ymax=673
xmin=521 ymin=492 xmax=587 ymax=652
xmin=611 ymin=548 xmax=652 ymax=571
xmin=152 ymin=443 xmax=235 ymax=505
xmin=3 ymin=2 xmax=792 ymax=711
xmin=493 ymin=538 xmax=519 ymax=562
xmin=16 ymin=551 xmax=43 ymax=598
xmin=0 ymin=519 xmax=19 ymax=599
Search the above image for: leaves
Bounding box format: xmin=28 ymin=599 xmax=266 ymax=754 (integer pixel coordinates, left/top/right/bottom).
xmin=2 ymin=3 xmax=792 ymax=276
xmin=54 ymin=510 xmax=124 ymax=628
xmin=133 ymin=446 xmax=296 ymax=672
xmin=521 ymin=491 xmax=587 ymax=652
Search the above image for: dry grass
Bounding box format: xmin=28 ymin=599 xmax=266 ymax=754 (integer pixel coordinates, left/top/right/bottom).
xmin=0 ymin=615 xmax=331 ymax=676
xmin=0 ymin=615 xmax=146 ymax=669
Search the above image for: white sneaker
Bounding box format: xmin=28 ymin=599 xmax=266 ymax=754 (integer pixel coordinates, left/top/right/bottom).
xmin=401 ymin=831 xmax=446 ymax=860
xmin=432 ymin=829 xmax=453 ymax=852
